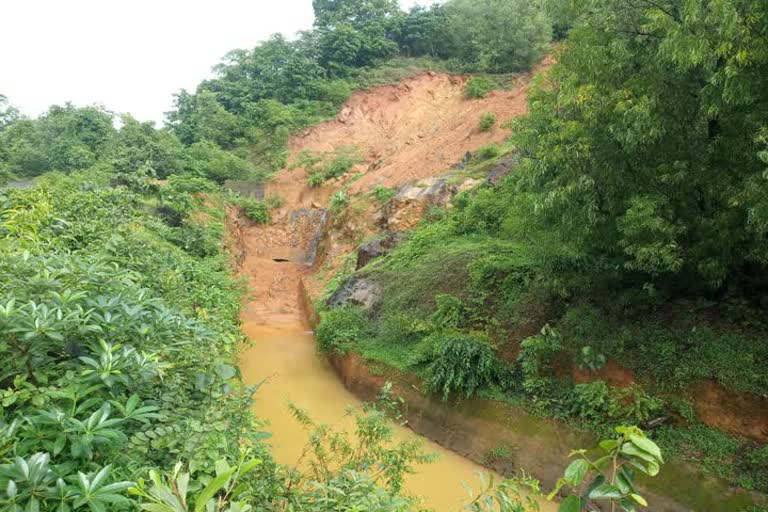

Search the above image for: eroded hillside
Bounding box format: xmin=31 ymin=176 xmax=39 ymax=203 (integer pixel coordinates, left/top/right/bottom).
xmin=237 ymin=65 xmax=548 ymax=326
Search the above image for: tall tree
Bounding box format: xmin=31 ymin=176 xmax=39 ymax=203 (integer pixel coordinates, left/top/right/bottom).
xmin=510 ymin=0 xmax=768 ymax=289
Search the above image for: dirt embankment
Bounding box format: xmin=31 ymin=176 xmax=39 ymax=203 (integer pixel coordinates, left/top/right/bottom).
xmin=237 ymin=66 xmax=545 ymax=327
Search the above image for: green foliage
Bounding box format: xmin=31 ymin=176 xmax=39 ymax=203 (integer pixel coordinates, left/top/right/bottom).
xmin=430 ymin=294 xmax=464 ymax=329
xmin=466 ymin=473 xmax=542 ymax=512
xmin=510 ymin=0 xmax=768 ymax=290
xmin=474 ymin=144 xmax=501 ymax=161
xmin=411 ymin=331 xmax=500 ymax=400
xmin=371 ymin=185 xmax=396 ymax=204
xmin=465 ymin=76 xmax=497 ymax=99
xmin=478 ymin=112 xmax=497 ymax=132
xmin=184 ymin=141 xmax=254 ymax=184
xmin=0 ymin=177 xmax=269 ymax=511
xmin=238 ymin=198 xmax=270 ymax=224
xmin=576 ymin=346 xmax=606 ymax=373
xmin=656 ymin=424 xmax=768 ymax=491
xmin=129 ymin=454 xmax=262 ymax=512
xmin=329 ymin=190 xmax=350 ymax=212
xmin=0 ymin=104 xmax=116 ymax=177
xmin=443 ymin=0 xmax=551 ymax=73
xmin=316 ymin=307 xmax=368 ymax=353
xmin=518 ymin=325 xmax=562 ymax=397
xmin=305 ymin=147 xmax=361 ymax=187
xmin=548 ymin=426 xmax=664 ymax=511
xmin=568 ymin=382 xmax=662 ymax=425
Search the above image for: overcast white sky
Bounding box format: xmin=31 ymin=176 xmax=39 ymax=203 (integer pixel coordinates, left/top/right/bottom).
xmin=0 ymin=0 xmax=430 ymax=125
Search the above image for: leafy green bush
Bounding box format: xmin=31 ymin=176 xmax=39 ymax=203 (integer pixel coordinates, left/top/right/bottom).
xmin=474 ymin=144 xmax=501 ymax=161
xmin=307 ymin=171 xmax=326 ymax=188
xmin=430 ymin=294 xmax=464 ymax=329
xmin=411 ymin=331 xmax=499 ymax=400
xmin=517 ymin=325 xmax=562 ymax=397
xmin=240 ymin=198 xmax=270 ymax=224
xmin=305 ymin=148 xmax=361 ymax=187
xmin=371 ymin=185 xmax=397 ymax=204
xmin=316 ymin=307 xmax=368 ymax=354
xmin=329 ymin=190 xmax=350 ymax=212
xmin=465 ymin=76 xmax=497 ymax=99
xmin=478 ymin=112 xmax=497 ymax=132
xmin=568 ymin=381 xmax=662 ymax=426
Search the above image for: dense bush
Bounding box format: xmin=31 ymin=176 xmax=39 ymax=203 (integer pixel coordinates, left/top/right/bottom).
xmin=239 ymin=197 xmax=270 ymax=224
xmin=465 ymin=76 xmax=497 ymax=99
xmin=316 ymin=306 xmax=368 ymax=353
xmin=411 ymin=331 xmax=500 ymax=400
xmin=478 ymin=112 xmax=496 ymax=132
xmin=443 ymin=0 xmax=551 ymax=73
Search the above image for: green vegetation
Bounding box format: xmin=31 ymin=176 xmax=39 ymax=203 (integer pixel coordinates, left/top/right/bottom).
xmin=478 ymin=113 xmax=497 ymax=132
xmin=314 ymin=0 xmax=768 ymax=500
xmin=302 ymin=147 xmax=362 ymax=187
xmin=465 ymin=76 xmax=498 ymax=99
xmin=411 ymin=331 xmax=500 ymax=401
xmin=2 ymin=0 xmax=764 ymax=508
xmin=371 ymin=184 xmax=397 ymax=204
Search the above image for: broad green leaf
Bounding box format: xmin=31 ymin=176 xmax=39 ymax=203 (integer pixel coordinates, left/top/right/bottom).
xmin=564 ymin=459 xmax=590 ymax=486
xmin=588 ymin=483 xmax=623 ymax=500
xmin=628 ymin=434 xmax=663 ymax=463
xmin=559 ymin=495 xmax=581 ymax=512
xmin=193 ymin=467 xmax=237 ymax=512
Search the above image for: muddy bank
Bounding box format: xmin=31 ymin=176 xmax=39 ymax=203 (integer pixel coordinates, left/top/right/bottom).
xmin=324 ymin=349 xmax=764 ymax=512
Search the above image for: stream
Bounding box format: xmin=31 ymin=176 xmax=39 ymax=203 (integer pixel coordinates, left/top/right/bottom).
xmin=238 ymin=321 xmax=549 ymax=511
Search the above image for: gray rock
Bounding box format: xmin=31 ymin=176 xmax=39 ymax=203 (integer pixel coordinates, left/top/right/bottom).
xmin=486 ymin=155 xmax=519 ymax=187
xmin=327 ymin=277 xmax=382 ymax=310
xmin=356 ymin=232 xmax=406 ymax=270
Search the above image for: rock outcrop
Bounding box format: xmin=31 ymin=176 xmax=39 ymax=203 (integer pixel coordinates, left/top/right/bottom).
xmin=327 ymin=277 xmax=382 ymax=310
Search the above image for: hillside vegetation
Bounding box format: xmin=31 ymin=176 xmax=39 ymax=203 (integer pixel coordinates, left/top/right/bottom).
xmin=313 ymin=0 xmax=768 ymax=501
xmin=1 ymin=0 xmax=767 ymax=511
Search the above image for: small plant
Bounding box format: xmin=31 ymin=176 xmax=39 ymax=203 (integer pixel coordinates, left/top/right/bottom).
xmin=576 ymin=346 xmax=607 ymax=373
xmin=264 ymin=195 xmax=284 ymax=209
xmin=548 ymin=425 xmax=664 ymax=511
xmin=483 ymin=445 xmax=514 ymax=465
xmin=307 ymin=171 xmax=326 ymax=188
xmin=371 ymin=184 xmax=397 ymax=204
xmin=129 ymin=453 xmax=262 ymax=511
xmin=466 ymin=473 xmax=542 ymax=512
xmin=240 ymin=198 xmax=269 ymax=224
xmin=478 ymin=112 xmax=497 ymax=132
xmin=329 ymin=190 xmax=349 ymax=212
xmin=465 ymin=76 xmax=497 ymax=99
xmin=518 ymin=325 xmax=562 ymax=397
xmin=474 ymin=144 xmax=501 ymax=161
xmin=304 ymin=147 xmax=361 ymax=187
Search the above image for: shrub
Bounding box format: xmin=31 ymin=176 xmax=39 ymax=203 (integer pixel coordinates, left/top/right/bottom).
xmin=431 ymin=294 xmax=464 ymax=329
xmin=241 ymin=198 xmax=270 ymax=224
xmin=324 ymin=154 xmax=357 ymax=180
xmin=412 ymin=331 xmax=499 ymax=400
xmin=371 ymin=185 xmax=397 ymax=204
xmin=329 ymin=190 xmax=349 ymax=212
xmin=568 ymin=381 xmax=662 ymax=425
xmin=478 ymin=113 xmax=497 ymax=132
xmin=316 ymin=307 xmax=368 ymax=353
xmin=465 ymin=76 xmax=497 ymax=99
xmin=518 ymin=325 xmax=562 ymax=397
xmin=474 ymin=144 xmax=501 ymax=161
xmin=307 ymin=171 xmax=326 ymax=188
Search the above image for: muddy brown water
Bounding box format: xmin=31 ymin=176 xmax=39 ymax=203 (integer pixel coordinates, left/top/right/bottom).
xmin=239 ymin=321 xmax=556 ymax=511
